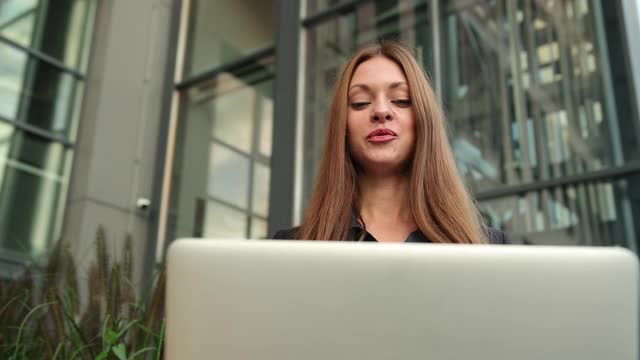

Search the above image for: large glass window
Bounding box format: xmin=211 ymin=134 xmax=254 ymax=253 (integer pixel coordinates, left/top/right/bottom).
xmin=481 ymin=175 xmax=640 ymax=250
xmin=0 ymin=0 xmax=93 ymax=69
xmin=0 ymin=1 xmax=95 ymax=260
xmin=167 ymin=0 xmax=276 ymax=242
xmin=300 ymin=0 xmax=639 ymax=249
xmin=184 ymin=0 xmax=276 ymax=76
xmin=0 ymin=41 xmax=83 ymax=140
xmin=442 ymin=0 xmax=640 ymax=193
xmin=442 ymin=0 xmax=639 ymax=249
xmin=168 ymin=59 xmax=275 ymax=241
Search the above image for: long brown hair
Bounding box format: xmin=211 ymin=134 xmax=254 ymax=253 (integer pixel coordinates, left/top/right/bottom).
xmin=298 ymin=41 xmax=487 ymax=244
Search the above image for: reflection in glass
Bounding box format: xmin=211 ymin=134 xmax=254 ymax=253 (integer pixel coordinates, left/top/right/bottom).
xmin=252 ymin=162 xmax=270 ymax=217
xmin=203 ymin=201 xmax=247 ymax=239
xmin=0 ymin=122 xmax=12 ymax=182
xmin=0 ymin=0 xmax=96 ymax=70
xmin=213 ymin=82 xmax=255 ymax=153
xmin=305 ymin=0 xmax=346 ymax=17
xmin=0 ymin=126 xmax=70 ymax=258
xmin=0 ymin=42 xmax=27 ymax=120
xmin=11 ymin=129 xmax=67 ymax=176
xmin=0 ymin=167 xmax=65 ymax=257
xmin=442 ymin=0 xmax=640 ymax=192
xmin=0 ymin=41 xmax=82 ymax=139
xmin=481 ymin=176 xmax=638 ymax=250
xmin=250 ymin=217 xmax=268 ymax=239
xmin=0 ymin=0 xmax=39 ymax=46
xmin=169 ymin=60 xmax=274 ymax=242
xmin=208 ymin=143 xmax=250 ymax=209
xmin=0 ymin=0 xmax=94 ymax=261
xmin=300 ymin=0 xmax=639 ymax=253
xmin=258 ymin=94 xmax=273 ymax=157
xmin=185 ymin=0 xmax=276 ymax=76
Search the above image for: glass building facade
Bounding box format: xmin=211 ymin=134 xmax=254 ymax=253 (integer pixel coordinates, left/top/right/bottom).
xmin=163 ymin=0 xmax=640 ymax=252
xmin=0 ymin=0 xmax=639 ymax=268
xmin=0 ymin=0 xmax=95 ymax=260
xmin=166 ymin=0 xmax=276 ymax=243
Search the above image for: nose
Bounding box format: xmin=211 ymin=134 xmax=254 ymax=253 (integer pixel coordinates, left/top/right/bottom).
xmin=371 ymin=102 xmax=393 ymax=123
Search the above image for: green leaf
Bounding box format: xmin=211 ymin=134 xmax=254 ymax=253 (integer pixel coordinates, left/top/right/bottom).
xmin=116 ymin=319 xmax=140 ymax=340
xmin=155 ymin=320 xmax=165 ymax=360
xmin=106 ymin=329 xmax=118 ymax=344
xmin=130 ymin=346 xmax=156 ymax=359
xmin=12 ymin=301 xmax=56 ymax=359
xmin=112 ymin=343 xmax=127 ymax=360
xmin=95 ymin=350 xmax=109 ymax=360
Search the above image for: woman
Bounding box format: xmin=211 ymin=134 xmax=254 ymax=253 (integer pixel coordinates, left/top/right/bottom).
xmin=274 ymin=41 xmax=510 ymax=244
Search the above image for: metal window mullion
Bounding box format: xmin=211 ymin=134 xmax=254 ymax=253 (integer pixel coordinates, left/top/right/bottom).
xmin=190 ymin=73 xmax=274 ymax=107
xmin=0 ymin=157 xmax=66 ymax=183
xmin=506 ymin=1 xmax=535 ymax=233
xmin=522 ymin=1 xmax=551 ymax=230
xmin=292 ymin=0 xmax=309 ymax=226
xmin=203 ymin=79 xmax=221 ymax=238
xmin=0 ymin=35 xmax=84 ymax=79
xmin=0 ymin=115 xmax=74 ymax=148
xmin=245 ymin=84 xmax=262 ymax=238
xmin=77 ymin=0 xmax=98 ymax=73
xmin=0 ymin=8 xmax=36 ymax=31
xmin=443 ymin=15 xmax=458 ymax=106
xmin=9 ymin=0 xmax=48 ymax=129
xmin=268 ymin=0 xmax=301 ymax=236
xmin=207 ymin=196 xmax=249 ymax=216
xmin=207 ymin=195 xmax=268 ymax=222
xmin=431 ymin=0 xmax=442 ymax=98
xmin=211 ymin=137 xmax=254 ymax=160
xmin=553 ymin=3 xmax=579 ymax=172
xmin=302 ymin=0 xmax=371 ymax=27
xmin=620 ymin=0 xmax=640 ymax=142
xmin=155 ymin=0 xmax=192 ymax=261
xmin=175 ymin=46 xmax=275 ymax=91
xmin=575 ymin=182 xmax=594 ymax=245
xmin=475 ymin=161 xmax=640 ymax=201
xmin=31 ymin=0 xmax=49 ymax=54
xmin=441 ymin=0 xmax=491 ymax=16
xmin=590 ymin=0 xmax=624 ymax=166
xmin=590 ymin=0 xmax=637 ymax=252
xmin=495 ymin=0 xmax=516 ymax=188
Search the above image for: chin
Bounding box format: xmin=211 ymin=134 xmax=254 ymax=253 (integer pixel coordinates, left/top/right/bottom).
xmin=350 ymin=149 xmax=412 ymax=172
xmin=361 ymin=158 xmax=410 ymax=174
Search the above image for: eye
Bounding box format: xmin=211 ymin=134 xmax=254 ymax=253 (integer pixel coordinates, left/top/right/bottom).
xmin=392 ymin=99 xmax=412 ymax=107
xmin=350 ymin=102 xmax=370 ymax=110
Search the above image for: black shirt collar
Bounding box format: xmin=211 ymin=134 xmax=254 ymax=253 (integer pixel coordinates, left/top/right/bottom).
xmin=349 ymin=212 xmax=430 ymax=243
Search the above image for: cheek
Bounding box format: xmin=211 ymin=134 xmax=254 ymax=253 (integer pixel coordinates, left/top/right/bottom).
xmin=406 ymin=113 xmax=417 ymax=139
xmin=346 ymin=117 xmax=357 ymax=147
xmin=346 ymin=114 xmax=363 ymax=140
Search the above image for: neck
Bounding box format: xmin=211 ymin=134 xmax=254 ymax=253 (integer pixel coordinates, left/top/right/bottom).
xmin=357 ymin=171 xmax=414 ymax=227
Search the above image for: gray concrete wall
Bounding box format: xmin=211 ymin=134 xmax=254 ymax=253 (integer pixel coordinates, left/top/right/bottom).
xmin=62 ymin=0 xmax=175 ymax=284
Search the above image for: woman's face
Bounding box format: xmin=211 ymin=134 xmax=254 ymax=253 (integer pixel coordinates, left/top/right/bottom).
xmin=346 ymin=56 xmax=416 ymax=174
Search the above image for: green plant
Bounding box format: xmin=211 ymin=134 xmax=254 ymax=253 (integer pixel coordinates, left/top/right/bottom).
xmin=0 ymin=226 xmax=166 ymax=359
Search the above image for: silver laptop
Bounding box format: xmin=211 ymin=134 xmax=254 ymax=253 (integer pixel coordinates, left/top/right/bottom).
xmin=165 ymin=239 xmax=638 ymax=359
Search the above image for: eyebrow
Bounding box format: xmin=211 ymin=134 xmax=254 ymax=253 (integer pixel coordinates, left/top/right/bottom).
xmin=348 ymin=81 xmax=408 ymax=92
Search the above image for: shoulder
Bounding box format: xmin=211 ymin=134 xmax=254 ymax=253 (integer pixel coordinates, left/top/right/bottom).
xmin=484 ymin=227 xmax=512 ymax=245
xmin=271 ymin=226 xmax=301 ymax=240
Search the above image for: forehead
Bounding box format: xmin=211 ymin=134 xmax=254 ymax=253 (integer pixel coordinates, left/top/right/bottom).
xmin=350 ymin=56 xmax=408 ymax=85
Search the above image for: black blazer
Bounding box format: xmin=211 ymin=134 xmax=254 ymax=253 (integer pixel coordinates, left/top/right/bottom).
xmin=273 ymin=226 xmax=511 ymax=244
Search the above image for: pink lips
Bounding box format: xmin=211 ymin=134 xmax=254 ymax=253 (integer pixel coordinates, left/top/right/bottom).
xmin=367 ymin=128 xmax=397 ymax=143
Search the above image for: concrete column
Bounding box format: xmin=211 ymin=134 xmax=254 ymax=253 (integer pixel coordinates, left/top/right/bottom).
xmin=62 ymin=0 xmax=176 ymax=284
